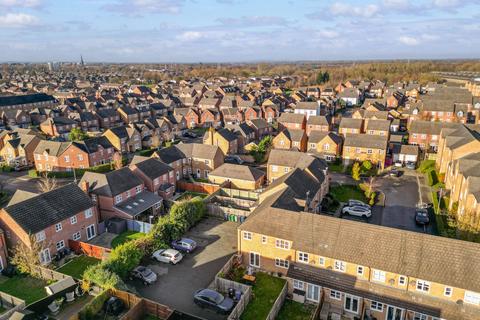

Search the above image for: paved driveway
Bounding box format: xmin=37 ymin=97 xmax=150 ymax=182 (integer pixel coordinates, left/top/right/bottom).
xmin=130 ymin=218 xmax=238 ymax=320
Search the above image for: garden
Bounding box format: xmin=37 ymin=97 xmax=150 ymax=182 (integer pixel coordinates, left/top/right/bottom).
xmin=329 ymin=184 xmax=367 ymax=203
xmin=175 ymin=191 xmax=208 ymax=202
xmin=56 ymin=256 xmax=100 ymax=279
xmin=111 ymin=231 xmax=146 ymax=248
xmin=0 ymin=274 xmax=49 ymax=305
xmin=277 ymin=299 xmax=315 ymax=320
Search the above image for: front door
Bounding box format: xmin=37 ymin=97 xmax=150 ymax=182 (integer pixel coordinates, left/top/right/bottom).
xmin=386 ymin=306 xmax=404 ymax=320
xmin=86 ymin=224 xmax=96 ymax=240
xmin=40 ymin=248 xmax=51 ymax=265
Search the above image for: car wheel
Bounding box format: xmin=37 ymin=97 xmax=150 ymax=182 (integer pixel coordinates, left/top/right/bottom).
xmin=186 ymin=250 xmax=190 ymax=254
xmin=362 ymin=214 xmax=368 ymax=219
xmin=143 ymin=281 xmax=148 ymax=286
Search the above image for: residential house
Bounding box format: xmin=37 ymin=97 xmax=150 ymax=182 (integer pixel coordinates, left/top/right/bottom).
xmin=267 ymin=149 xmax=327 ymax=183
xmin=203 ymin=127 xmax=238 ymax=155
xmin=103 ymin=125 xmax=142 ymax=153
xmin=365 ymin=119 xmax=391 ymax=137
xmin=200 ymin=109 xmax=222 ymax=128
xmin=0 ymin=93 xmax=57 ymax=112
xmin=339 ymin=118 xmax=363 ymax=136
xmin=225 ymin=123 xmax=255 ymax=154
xmin=130 ymin=156 xmax=176 ymax=199
xmin=0 ymin=184 xmax=98 ymax=264
xmin=208 ymin=163 xmax=265 ymax=191
xmin=80 ymin=167 xmax=163 ymax=222
xmin=338 ymin=88 xmax=361 ymax=106
xmin=117 ymin=106 xmax=140 ymax=124
xmin=342 ymin=134 xmax=388 ymax=169
xmin=278 ymin=113 xmax=306 ymax=131
xmin=273 ymin=129 xmax=307 ymax=152
xmin=408 ymin=121 xmax=460 ymax=152
xmin=40 ymin=117 xmax=77 ymax=139
xmin=175 ymin=143 xmax=224 ymax=180
xmin=94 ymin=108 xmax=122 ymax=129
xmin=222 ymin=108 xmax=244 ymax=125
xmin=262 ymin=104 xmax=279 ymax=123
xmin=294 ymin=102 xmax=320 ymax=120
xmin=243 ymin=106 xmax=261 ymax=121
xmin=0 ymin=133 xmax=40 ymax=168
xmin=306 ymin=116 xmax=331 ymax=136
xmin=247 ymin=118 xmax=272 ymax=140
xmin=1 ymin=110 xmax=31 ymax=128
xmin=307 ymin=131 xmax=343 ymax=162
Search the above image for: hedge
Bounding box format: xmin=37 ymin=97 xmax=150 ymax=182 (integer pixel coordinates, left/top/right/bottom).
xmin=0 ymin=165 xmax=13 ymax=172
xmin=78 ymin=290 xmax=111 ymax=320
xmin=30 ymin=163 xmax=114 ymax=179
xmin=426 ymin=169 xmax=438 ymax=187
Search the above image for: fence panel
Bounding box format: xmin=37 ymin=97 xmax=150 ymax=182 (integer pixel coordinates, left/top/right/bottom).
xmin=266 ymin=282 xmax=288 ymax=320
xmin=126 ymin=220 xmax=153 ymax=233
xmin=177 ymin=180 xmax=220 ymax=195
xmin=0 ymin=291 xmax=25 ymax=320
xmin=68 ymin=239 xmax=111 ymax=260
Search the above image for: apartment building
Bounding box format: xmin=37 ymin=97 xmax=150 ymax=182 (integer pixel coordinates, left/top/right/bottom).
xmin=237 ymin=189 xmax=480 ymax=319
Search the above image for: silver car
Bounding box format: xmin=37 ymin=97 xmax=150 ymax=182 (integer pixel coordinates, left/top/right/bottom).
xmin=342 ymin=205 xmax=372 ymax=218
xmin=152 ymin=248 xmax=183 ymax=264
xmin=130 ymin=266 xmax=157 ymax=285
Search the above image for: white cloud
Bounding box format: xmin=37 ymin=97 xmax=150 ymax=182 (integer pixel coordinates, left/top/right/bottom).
xmin=398 ymin=36 xmax=420 ymax=45
xmin=330 ymin=2 xmax=380 ymax=18
xmin=105 ymin=0 xmax=185 ymax=15
xmin=0 ymin=0 xmax=41 ymax=8
xmin=431 ymin=0 xmax=461 ymax=8
xmin=317 ymin=30 xmax=339 ymax=39
xmin=0 ymin=13 xmax=39 ymax=28
xmin=177 ymin=31 xmax=204 ymax=41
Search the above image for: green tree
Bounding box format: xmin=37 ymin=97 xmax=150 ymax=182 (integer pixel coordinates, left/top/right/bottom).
xmin=362 ymin=160 xmax=372 ymax=170
xmin=352 ymin=162 xmax=361 ymax=181
xmin=82 ymin=264 xmax=123 ymax=290
xmin=68 ymin=127 xmax=88 ymax=141
xmin=106 ymin=241 xmax=143 ymax=278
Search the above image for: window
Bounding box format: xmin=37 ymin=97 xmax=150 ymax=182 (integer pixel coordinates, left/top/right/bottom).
xmin=307 ymin=284 xmax=320 ymax=302
xmin=334 ymin=260 xmax=346 ymax=272
xmin=169 ymin=171 xmax=173 ymax=178
xmin=357 ymin=266 xmax=364 ymax=276
xmin=243 ymin=231 xmax=252 ymax=240
xmin=56 ymin=240 xmax=65 ymax=250
xmin=85 ymin=208 xmax=93 ymax=218
xmin=72 ymin=232 xmax=81 ymax=241
xmin=91 ymin=194 xmax=97 ymax=202
xmin=275 ymin=239 xmax=290 ymax=249
xmin=35 ymin=231 xmax=46 ymax=242
xmin=275 ymin=258 xmax=289 ymax=269
xmin=344 ymin=294 xmax=360 ymax=314
xmin=372 ymin=269 xmax=386 ymax=282
xmin=330 ymin=290 xmax=341 ymax=300
xmin=78 ymin=154 xmax=83 ymax=161
xmin=444 ymin=287 xmax=453 ymax=297
xmin=154 ymin=178 xmax=159 ymax=185
xmin=70 ymin=216 xmax=77 ymax=224
xmin=310 ymin=143 xmax=316 ymax=149
xmin=64 ymin=155 xmax=70 ymax=162
xmin=136 ymin=185 xmax=142 ymax=194
xmin=284 ymin=167 xmax=289 ymax=173
xmin=323 ymin=144 xmax=330 ymax=151
xmin=35 ymin=154 xmax=41 ymax=160
xmin=271 ymin=165 xmax=278 ymax=172
xmin=413 ymin=313 xmax=427 ymax=320
xmin=298 ymin=252 xmax=309 ymax=263
xmin=399 ymin=276 xmax=407 ymax=286
xmin=464 ymin=291 xmax=480 ymax=305
xmin=115 ymin=194 xmax=123 ymax=204
xmin=205 ymin=160 xmax=210 ymax=165
xmin=367 ymin=149 xmax=373 ymax=154
xmin=261 ymin=236 xmax=267 ymax=244
xmin=249 ymin=252 xmax=260 ymax=267
xmin=55 ymin=223 xmax=62 ymax=232
xmin=293 ymin=279 xmax=304 ymax=290
xmin=416 ymin=280 xmax=430 ymax=293
xmin=319 ymin=257 xmax=325 ymax=266
xmin=371 ymin=301 xmax=383 ymax=311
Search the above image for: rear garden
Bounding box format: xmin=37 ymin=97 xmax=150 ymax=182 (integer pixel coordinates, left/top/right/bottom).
xmin=329 ymin=184 xmax=367 ymax=203
xmin=277 ymin=300 xmax=315 ymax=320
xmin=0 ymin=274 xmax=48 ymax=305
xmin=111 ymin=230 xmax=146 ymax=248
xmin=56 ymin=256 xmax=100 ymax=279
xmin=175 ymin=191 xmax=208 ymax=202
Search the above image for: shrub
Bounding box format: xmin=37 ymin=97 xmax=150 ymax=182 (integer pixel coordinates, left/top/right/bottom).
xmin=28 ymin=169 xmax=38 ymax=178
xmin=418 ymin=160 xmax=435 ymax=173
xmin=427 ymin=170 xmax=438 ymax=187
xmin=151 ymin=215 xmax=184 ymax=245
xmin=78 ymin=290 xmax=110 ymax=320
xmin=0 ymin=164 xmax=13 ymax=172
xmin=362 ymin=160 xmax=372 ymax=170
xmin=106 ymin=241 xmax=144 ymax=278
xmin=351 ymin=162 xmax=361 ymax=181
xmin=82 ymin=264 xmax=122 ymax=290
xmin=368 ymin=192 xmax=376 ymax=206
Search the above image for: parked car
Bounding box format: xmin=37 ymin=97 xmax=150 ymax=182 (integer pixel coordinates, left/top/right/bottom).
xmin=347 ymin=199 xmax=370 ymax=208
xmin=342 ymin=206 xmax=372 ymax=218
xmin=129 ymin=266 xmax=157 ymax=285
xmin=193 ymin=289 xmax=234 ymax=314
xmin=405 ymin=161 xmax=416 ymax=170
xmin=415 ymin=208 xmax=430 ymax=225
xmin=152 ymin=248 xmax=183 ymax=264
xmin=394 ymin=161 xmax=403 ymax=167
xmin=104 ymin=297 xmax=125 ymax=316
xmin=389 ymin=169 xmax=402 ymax=177
xmin=225 ymin=155 xmax=244 ymax=165
xmin=171 ymin=238 xmax=197 ymax=253
xmin=183 ymin=131 xmax=197 ymax=138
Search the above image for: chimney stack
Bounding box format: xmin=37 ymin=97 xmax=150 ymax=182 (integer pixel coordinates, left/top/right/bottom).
xmin=81 ymin=180 xmax=89 ymax=195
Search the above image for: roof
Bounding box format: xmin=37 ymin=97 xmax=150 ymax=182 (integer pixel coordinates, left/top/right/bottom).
xmin=216 ymin=128 xmax=238 ymax=142
xmin=34 ymin=140 xmax=71 ymax=157
xmin=400 ymin=144 xmax=419 ymax=155
xmin=80 ymin=167 xmax=143 ymax=197
xmin=0 ymin=93 xmax=56 ymax=107
xmin=307 ymin=115 xmax=330 ymax=126
xmin=114 ymin=190 xmax=162 ymax=217
xmin=130 ymin=156 xmax=173 ymax=179
xmin=409 ymin=120 xmax=460 ymax=135
xmin=295 ymin=101 xmax=319 ymax=110
xmin=339 ymin=118 xmax=363 ymax=130
xmin=308 ymin=131 xmax=342 ymax=145
xmin=239 ymin=197 xmax=480 ymax=295
xmin=152 ymin=145 xmax=185 ymax=164
xmin=176 ymin=142 xmax=222 ymax=160
xmin=209 ymin=163 xmax=264 ymax=181
xmin=278 ymin=113 xmax=305 ymax=124
xmin=344 ymin=133 xmax=388 ymax=149
xmin=365 ymin=119 xmax=391 ymax=132
xmin=280 ymin=129 xmax=305 ymax=142
xmin=3 ymin=183 xmax=93 ymax=234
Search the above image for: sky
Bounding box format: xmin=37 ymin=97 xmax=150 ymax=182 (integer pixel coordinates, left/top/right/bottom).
xmin=0 ymin=0 xmax=479 ymax=63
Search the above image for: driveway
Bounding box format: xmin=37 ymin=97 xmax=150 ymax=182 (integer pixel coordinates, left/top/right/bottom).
xmin=130 ymin=217 xmax=238 ymax=320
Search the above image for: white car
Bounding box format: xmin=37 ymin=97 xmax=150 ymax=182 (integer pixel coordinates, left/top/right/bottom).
xmin=152 ymin=249 xmax=183 ymax=264
xmin=342 ymin=205 xmax=372 ymax=218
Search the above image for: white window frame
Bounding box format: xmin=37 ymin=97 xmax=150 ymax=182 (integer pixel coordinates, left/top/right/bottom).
xmin=370 ymin=300 xmax=383 ymax=311
xmin=464 ymin=291 xmax=480 ymax=305
xmin=136 ymin=185 xmax=142 ymax=194
xmin=413 ymin=313 xmax=427 ymax=320
xmin=115 ymin=194 xmax=122 ymax=204
xmin=261 ymin=236 xmax=267 ymax=244
xmin=444 ymin=287 xmax=453 ymax=297
xmin=271 ymin=165 xmax=278 ymax=172
xmin=249 ymin=252 xmax=260 ymax=268
xmin=334 ymin=260 xmax=346 ymax=272
xmin=306 ymin=283 xmax=320 ymax=302
xmin=70 ymin=215 xmax=77 ymax=225
xmin=72 ymin=231 xmax=81 ymax=241
xmin=398 ymin=275 xmax=407 ymax=286
xmin=275 ymin=239 xmax=290 ymax=249
xmin=319 ymin=256 xmax=325 ymax=266
xmin=344 ymin=294 xmax=360 ymax=314
xmin=293 ymin=279 xmax=304 ymax=290
xmin=330 ymin=289 xmax=341 ymax=300
xmin=55 ymin=223 xmax=62 ymax=232
xmin=357 ymin=266 xmax=364 ymax=276
xmin=372 ymin=269 xmax=386 ymax=282
xmin=416 ymin=280 xmax=430 ymax=293
xmin=84 ymin=208 xmax=93 ymax=218
xmin=298 ymin=252 xmax=309 ymax=263
xmin=243 ymin=231 xmax=252 ymax=240
xmin=56 ymin=240 xmax=65 ymax=250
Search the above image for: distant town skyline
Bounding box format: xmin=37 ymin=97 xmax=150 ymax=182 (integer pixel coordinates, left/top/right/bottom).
xmin=0 ymin=0 xmax=479 ymax=63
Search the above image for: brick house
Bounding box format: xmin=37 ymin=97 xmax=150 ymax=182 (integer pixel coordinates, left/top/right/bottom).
xmin=306 ymin=116 xmax=331 ymax=136
xmin=247 ymin=118 xmax=272 ymax=140
xmin=117 ymin=106 xmax=140 ymax=124
xmin=40 ymin=117 xmax=78 ymax=139
xmin=103 ymin=125 xmax=142 ymax=153
xmin=277 ymin=113 xmax=306 ymax=131
xmin=339 ymin=118 xmax=363 ymax=137
xmin=200 ymin=109 xmax=222 ymax=128
xmin=0 ymin=133 xmax=40 ymax=168
xmin=80 ymin=167 xmax=163 ymax=222
xmin=262 ymin=104 xmax=279 ymax=123
xmin=203 ymin=127 xmax=239 ymax=155
xmin=0 ymin=183 xmax=98 ymax=265
xmin=130 ymin=156 xmax=176 ymax=199
xmin=342 ymin=133 xmax=388 ymax=169
xmin=266 ymin=149 xmax=326 ymax=183
xmin=272 ymin=129 xmax=307 ymax=152
xmin=94 ymin=108 xmax=122 ymax=129
xmin=221 ymin=108 xmax=244 ymax=125
xmin=408 ymin=121 xmax=460 ymax=152
xmin=307 ymin=131 xmax=343 ymax=162
xmin=243 ymin=106 xmax=261 ymax=121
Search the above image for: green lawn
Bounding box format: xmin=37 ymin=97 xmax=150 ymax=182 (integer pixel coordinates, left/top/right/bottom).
xmin=111 ymin=231 xmax=146 ymax=248
xmin=176 ymin=191 xmax=208 ymax=202
xmin=57 ymin=256 xmax=100 ymax=279
xmin=327 ymin=161 xmax=344 ymax=173
xmin=0 ymin=275 xmax=48 ymax=305
xmin=329 ymin=184 xmax=366 ymax=203
xmin=277 ymin=300 xmax=315 ymax=320
xmin=240 ymin=273 xmax=286 ymax=320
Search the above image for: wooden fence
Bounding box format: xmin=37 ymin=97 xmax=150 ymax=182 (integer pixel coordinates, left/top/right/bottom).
xmin=33 ymin=265 xmax=73 ymax=282
xmin=266 ymin=282 xmax=288 ymax=320
xmin=177 ymin=180 xmax=220 ymax=195
xmin=116 ymin=290 xmax=174 ymax=320
xmin=68 ymin=239 xmax=111 ymax=260
xmin=0 ymin=292 xmax=25 ymax=320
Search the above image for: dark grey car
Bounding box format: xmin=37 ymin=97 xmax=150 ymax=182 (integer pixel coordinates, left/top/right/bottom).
xmin=193 ymin=289 xmax=234 ymax=314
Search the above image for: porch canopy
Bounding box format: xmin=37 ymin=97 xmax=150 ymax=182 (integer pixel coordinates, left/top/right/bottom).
xmin=114 ymin=191 xmax=162 ymax=218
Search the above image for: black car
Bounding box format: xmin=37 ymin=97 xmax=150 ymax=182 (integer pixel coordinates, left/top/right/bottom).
xmin=193 ymin=289 xmax=234 ymax=314
xmin=104 ymin=297 xmax=125 ymax=316
xmin=415 ymin=209 xmax=430 ymax=225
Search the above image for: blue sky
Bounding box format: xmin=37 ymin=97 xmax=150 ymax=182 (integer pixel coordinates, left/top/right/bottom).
xmin=0 ymin=0 xmax=479 ymax=62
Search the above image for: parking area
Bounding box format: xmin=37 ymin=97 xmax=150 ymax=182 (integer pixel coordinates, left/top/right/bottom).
xmin=129 ymin=217 xmax=238 ymax=320
xmin=334 ymin=171 xmax=435 ymax=234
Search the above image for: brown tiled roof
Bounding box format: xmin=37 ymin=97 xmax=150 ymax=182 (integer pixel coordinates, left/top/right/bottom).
xmin=344 ymin=133 xmax=388 ymax=149
xmin=209 ymin=163 xmax=264 ymax=181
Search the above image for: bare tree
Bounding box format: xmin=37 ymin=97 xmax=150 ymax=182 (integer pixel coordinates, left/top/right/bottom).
xmin=10 ymin=234 xmax=47 ymax=277
xmin=113 ymin=152 xmax=123 ymax=170
xmin=38 ymin=173 xmax=57 ymax=193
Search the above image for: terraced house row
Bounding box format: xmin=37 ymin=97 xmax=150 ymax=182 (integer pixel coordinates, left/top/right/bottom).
xmin=237 ymin=187 xmax=480 ymax=320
